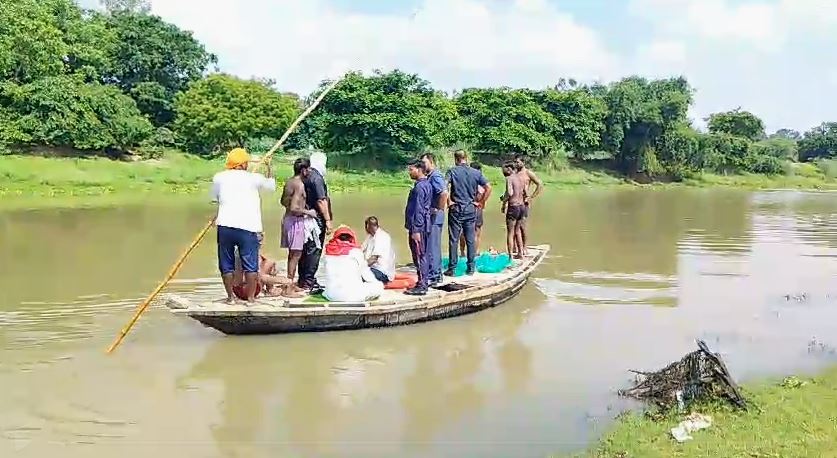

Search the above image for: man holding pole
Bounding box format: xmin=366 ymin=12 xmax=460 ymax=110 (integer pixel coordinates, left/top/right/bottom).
xmin=211 ymin=147 xmax=276 ymax=304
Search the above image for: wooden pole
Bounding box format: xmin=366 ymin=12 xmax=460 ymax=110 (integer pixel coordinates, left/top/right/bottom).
xmin=105 ymin=78 xmax=341 ymax=354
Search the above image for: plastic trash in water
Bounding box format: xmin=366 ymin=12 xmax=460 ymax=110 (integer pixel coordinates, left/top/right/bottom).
xmin=671 ymin=413 xmax=712 ymax=443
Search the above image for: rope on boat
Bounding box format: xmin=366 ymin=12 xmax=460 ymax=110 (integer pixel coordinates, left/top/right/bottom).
xmin=105 ymin=78 xmax=342 ymax=354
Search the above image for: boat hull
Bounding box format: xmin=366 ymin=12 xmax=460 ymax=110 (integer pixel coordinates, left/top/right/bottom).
xmin=166 ymin=244 xmax=548 ymax=335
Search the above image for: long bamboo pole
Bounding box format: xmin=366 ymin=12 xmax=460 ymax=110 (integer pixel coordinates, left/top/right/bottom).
xmin=105 ymin=78 xmax=341 ymax=354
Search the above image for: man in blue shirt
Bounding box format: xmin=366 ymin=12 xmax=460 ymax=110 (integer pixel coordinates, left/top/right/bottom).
xmin=404 ymin=160 xmax=433 ymax=295
xmin=420 ymin=153 xmax=448 ymax=286
xmin=445 ymin=150 xmax=492 ymax=275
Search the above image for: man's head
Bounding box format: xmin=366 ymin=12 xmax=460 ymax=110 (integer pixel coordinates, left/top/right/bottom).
xmin=364 ymin=216 xmax=379 ymax=236
xmin=225 ymin=148 xmax=250 ymax=170
xmin=420 ymin=153 xmax=436 ymax=172
xmin=453 ymin=149 xmax=467 ymax=165
xmin=513 ymin=154 xmax=526 ymax=170
xmin=502 ymin=162 xmax=514 ymax=177
xmin=293 ymin=157 xmax=311 ymax=177
xmin=407 ymin=159 xmax=427 ymax=180
xmin=470 ymin=161 xmax=482 ymax=171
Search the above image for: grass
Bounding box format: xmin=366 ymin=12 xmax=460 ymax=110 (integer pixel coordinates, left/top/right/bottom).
xmin=577 ymin=367 xmax=837 ymax=458
xmin=2 ymin=150 xmax=837 ymax=210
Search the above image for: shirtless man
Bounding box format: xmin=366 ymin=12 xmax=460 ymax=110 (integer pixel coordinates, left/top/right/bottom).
xmin=513 ymin=154 xmax=544 ymax=248
xmin=501 ymin=162 xmax=526 ymax=258
xmin=280 ymin=158 xmax=316 ymax=289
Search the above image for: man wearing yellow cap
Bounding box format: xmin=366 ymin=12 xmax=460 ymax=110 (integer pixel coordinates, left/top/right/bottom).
xmin=211 ymin=148 xmax=276 ymax=303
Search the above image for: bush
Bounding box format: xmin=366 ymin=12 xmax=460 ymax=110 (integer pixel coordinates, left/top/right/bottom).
xmin=744 ymin=154 xmax=784 ymax=175
xmin=816 ymin=158 xmax=837 ymax=179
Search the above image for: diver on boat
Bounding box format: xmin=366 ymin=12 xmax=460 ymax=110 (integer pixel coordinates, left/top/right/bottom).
xmin=445 ymin=150 xmax=491 ymax=276
xmin=362 ymin=216 xmax=396 ymax=285
xmin=513 ymin=154 xmax=543 ymax=250
xmin=322 ymin=226 xmax=384 ymax=302
xmin=211 ymin=148 xmax=276 ymax=304
xmin=404 ymin=160 xmax=433 ymax=296
xmin=501 ymin=161 xmax=526 ymax=259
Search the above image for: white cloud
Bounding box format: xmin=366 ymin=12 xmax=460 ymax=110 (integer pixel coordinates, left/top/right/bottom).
xmin=148 ymin=0 xmax=619 ymax=94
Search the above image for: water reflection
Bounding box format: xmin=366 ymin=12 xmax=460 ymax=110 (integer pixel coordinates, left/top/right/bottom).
xmin=178 ymin=288 xmax=536 ymax=457
xmin=3 ymin=189 xmax=837 ymax=457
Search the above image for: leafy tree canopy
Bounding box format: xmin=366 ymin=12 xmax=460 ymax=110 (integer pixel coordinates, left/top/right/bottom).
xmin=173 ymin=74 xmax=299 ymax=155
xmin=707 ymin=108 xmax=766 ymax=142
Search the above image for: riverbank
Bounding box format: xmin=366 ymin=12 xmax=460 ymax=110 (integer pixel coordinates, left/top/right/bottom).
xmin=578 ymin=366 xmax=837 ymax=458
xmin=2 ymin=152 xmax=836 ymax=210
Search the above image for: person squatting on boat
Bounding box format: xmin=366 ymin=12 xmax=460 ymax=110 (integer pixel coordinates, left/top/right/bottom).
xmin=211 ymin=148 xmax=276 ymax=304
xmin=404 ymin=159 xmax=434 ymax=296
xmin=322 ymin=226 xmax=384 ymax=302
xmin=362 ymin=216 xmax=396 ymax=285
xmin=445 ymin=149 xmax=491 ymax=276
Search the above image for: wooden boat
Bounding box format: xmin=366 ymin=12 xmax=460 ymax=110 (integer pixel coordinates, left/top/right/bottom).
xmin=163 ymin=244 xmax=549 ymax=335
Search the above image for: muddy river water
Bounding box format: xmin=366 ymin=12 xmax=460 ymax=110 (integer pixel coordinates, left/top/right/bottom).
xmin=2 ymin=188 xmax=837 ymax=457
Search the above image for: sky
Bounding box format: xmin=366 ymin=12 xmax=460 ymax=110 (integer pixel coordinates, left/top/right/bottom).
xmin=80 ymin=0 xmax=837 ymax=133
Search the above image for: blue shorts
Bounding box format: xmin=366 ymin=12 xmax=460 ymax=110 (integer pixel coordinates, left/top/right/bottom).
xmin=217 ymin=225 xmax=259 ymax=274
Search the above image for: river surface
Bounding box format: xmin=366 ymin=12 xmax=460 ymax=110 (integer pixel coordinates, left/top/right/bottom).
xmin=2 ymin=188 xmax=837 ymax=457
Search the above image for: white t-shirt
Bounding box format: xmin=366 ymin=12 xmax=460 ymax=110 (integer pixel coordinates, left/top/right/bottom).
xmin=361 ymin=228 xmax=396 ymax=281
xmin=323 ymin=248 xmax=384 ymax=302
xmin=210 ymin=170 xmax=276 ymax=233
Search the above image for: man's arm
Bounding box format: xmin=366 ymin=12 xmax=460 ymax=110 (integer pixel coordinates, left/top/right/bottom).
xmin=367 ymin=255 xmax=379 ymax=267
xmin=477 ymin=173 xmax=492 ymax=208
xmin=526 ymin=169 xmax=543 ymax=201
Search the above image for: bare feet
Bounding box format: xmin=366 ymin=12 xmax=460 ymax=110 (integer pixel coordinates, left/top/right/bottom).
xmin=224 ymin=296 xmax=236 ymax=305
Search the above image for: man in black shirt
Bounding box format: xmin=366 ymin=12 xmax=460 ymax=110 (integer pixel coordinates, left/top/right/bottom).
xmin=299 ymin=153 xmax=332 ymax=290
xmin=445 ymin=150 xmax=491 ymax=275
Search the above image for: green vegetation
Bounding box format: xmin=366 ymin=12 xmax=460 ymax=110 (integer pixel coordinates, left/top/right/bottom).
xmin=579 ymin=367 xmax=837 ymax=458
xmin=2 ymin=0 xmax=837 ymax=208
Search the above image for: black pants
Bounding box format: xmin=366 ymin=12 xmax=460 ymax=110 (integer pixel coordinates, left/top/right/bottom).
xmin=298 ymin=216 xmax=326 ymax=288
xmin=448 ymin=209 xmax=477 ymax=272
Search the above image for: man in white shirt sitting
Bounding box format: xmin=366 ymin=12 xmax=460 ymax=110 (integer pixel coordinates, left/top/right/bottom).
xmin=210 ymin=148 xmax=276 ymax=304
xmin=323 ymin=226 xmax=384 ymax=302
xmin=361 ymin=216 xmax=396 ymax=284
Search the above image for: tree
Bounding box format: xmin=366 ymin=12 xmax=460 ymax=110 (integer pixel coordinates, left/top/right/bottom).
xmin=532 ymin=87 xmax=606 ymax=158
xmin=770 ymin=128 xmax=801 ymax=141
xmin=656 ymin=124 xmax=702 ymax=179
xmin=102 ymin=12 xmax=217 ymax=124
xmin=456 ymin=87 xmax=559 ymax=156
xmin=699 ymin=133 xmax=751 ymax=172
xmin=100 ymin=0 xmax=150 ymax=14
xmin=173 ymin=74 xmax=299 ymax=155
xmin=798 ymin=122 xmax=837 ymax=162
xmin=601 ymin=76 xmax=693 ymax=175
xmin=706 ymin=109 xmax=765 ymax=142
xmin=0 ymin=0 xmax=68 ymax=83
xmin=0 ymin=75 xmax=152 ymax=151
xmin=305 ymin=70 xmax=458 ymax=155
xmin=749 ymin=137 xmax=798 ymax=161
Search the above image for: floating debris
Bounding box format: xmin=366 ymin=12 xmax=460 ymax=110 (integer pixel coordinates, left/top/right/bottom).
xmin=671 ymin=412 xmax=712 ymax=443
xmin=619 ymin=339 xmax=747 ymax=411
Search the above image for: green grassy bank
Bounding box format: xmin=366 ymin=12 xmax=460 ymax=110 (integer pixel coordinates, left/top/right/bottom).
xmin=577 ymin=367 xmax=837 ymax=458
xmin=2 ymin=152 xmax=836 ymax=210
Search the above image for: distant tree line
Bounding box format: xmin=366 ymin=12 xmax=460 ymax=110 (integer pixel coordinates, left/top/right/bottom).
xmin=1 ymin=0 xmax=836 ymax=181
